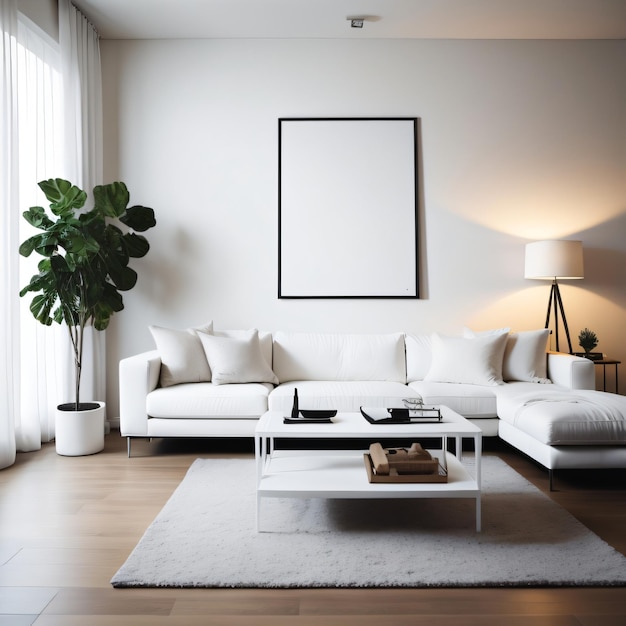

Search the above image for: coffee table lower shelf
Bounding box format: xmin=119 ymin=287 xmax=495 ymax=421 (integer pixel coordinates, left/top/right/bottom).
xmin=256 ymin=449 xmax=481 ymax=532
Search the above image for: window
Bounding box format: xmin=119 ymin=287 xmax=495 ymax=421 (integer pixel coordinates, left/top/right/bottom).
xmin=17 ymin=14 xmax=64 ymax=441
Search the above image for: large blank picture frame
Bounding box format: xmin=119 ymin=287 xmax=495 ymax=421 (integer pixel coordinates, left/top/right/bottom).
xmin=279 ymin=117 xmax=419 ymax=298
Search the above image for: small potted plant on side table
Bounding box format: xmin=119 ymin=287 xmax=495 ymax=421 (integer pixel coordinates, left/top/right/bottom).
xmin=577 ymin=328 xmax=602 ymax=361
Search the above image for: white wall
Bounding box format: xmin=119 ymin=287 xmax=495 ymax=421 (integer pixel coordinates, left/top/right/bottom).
xmin=101 ymin=38 xmax=626 ymax=415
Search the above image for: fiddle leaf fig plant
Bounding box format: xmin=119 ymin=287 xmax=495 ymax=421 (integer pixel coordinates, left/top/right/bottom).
xmin=19 ymin=179 xmax=156 ymax=410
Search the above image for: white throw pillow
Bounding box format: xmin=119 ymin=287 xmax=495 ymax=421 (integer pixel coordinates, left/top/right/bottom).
xmin=502 ymin=329 xmax=550 ymax=383
xmin=424 ymin=332 xmax=508 ymax=386
xmin=149 ymin=321 xmax=213 ymax=387
xmin=198 ymin=329 xmax=278 ymax=386
xmin=463 ymin=327 xmax=551 ymax=383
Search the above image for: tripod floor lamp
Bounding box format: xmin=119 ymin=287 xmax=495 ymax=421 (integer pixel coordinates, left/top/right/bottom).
xmin=524 ymin=240 xmax=584 ymax=354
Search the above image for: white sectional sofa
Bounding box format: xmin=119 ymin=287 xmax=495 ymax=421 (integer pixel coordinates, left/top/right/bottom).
xmin=119 ymin=326 xmax=626 ymax=486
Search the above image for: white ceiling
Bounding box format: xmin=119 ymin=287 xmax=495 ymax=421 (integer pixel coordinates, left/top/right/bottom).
xmin=72 ymin=0 xmax=626 ymax=40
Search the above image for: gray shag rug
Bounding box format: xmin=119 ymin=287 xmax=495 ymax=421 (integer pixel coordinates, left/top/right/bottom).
xmin=111 ymin=455 xmax=626 ymax=588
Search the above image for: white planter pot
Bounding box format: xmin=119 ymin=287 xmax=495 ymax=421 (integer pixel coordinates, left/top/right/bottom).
xmin=55 ymin=401 xmax=106 ymax=456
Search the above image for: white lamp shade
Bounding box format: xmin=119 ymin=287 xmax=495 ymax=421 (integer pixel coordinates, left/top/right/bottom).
xmin=525 ymin=240 xmax=584 ymax=280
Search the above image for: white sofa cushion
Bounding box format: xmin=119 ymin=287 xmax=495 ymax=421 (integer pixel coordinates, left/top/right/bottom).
xmin=495 ymin=385 xmax=626 ymax=445
xmin=149 ymin=321 xmax=213 ymax=387
xmin=423 ymin=332 xmax=508 ymax=386
xmin=405 ymin=333 xmax=432 ymax=382
xmin=147 ymin=382 xmax=273 ymax=418
xmin=198 ymin=329 xmax=278 ymax=386
xmin=408 ymin=381 xmax=497 ymax=417
xmin=268 ymin=380 xmax=420 ymax=413
xmin=272 ymin=332 xmax=407 ymax=383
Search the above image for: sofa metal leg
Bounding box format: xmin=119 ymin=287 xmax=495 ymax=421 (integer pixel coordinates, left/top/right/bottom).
xmin=549 ymin=468 xmax=554 ymax=491
xmin=127 ymin=437 xmax=132 ymax=458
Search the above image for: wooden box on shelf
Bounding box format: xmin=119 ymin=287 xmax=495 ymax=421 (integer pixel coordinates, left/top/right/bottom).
xmin=364 ymin=442 xmax=448 ymax=483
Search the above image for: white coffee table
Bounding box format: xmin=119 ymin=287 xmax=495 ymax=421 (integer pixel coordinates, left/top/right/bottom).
xmin=254 ymin=407 xmax=482 ymax=532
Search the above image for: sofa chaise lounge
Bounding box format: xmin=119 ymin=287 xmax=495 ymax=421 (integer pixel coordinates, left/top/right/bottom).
xmin=119 ymin=326 xmax=626 ymax=487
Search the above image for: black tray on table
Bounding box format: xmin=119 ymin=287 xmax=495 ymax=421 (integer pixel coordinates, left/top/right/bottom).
xmin=360 ymin=406 xmax=442 ymax=424
xmin=283 ymin=410 xmax=337 ymax=424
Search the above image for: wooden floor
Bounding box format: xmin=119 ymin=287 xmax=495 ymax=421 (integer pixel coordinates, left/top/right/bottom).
xmin=1 ymin=434 xmax=625 ymax=625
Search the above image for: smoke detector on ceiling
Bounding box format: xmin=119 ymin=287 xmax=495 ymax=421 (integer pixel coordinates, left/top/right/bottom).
xmin=347 ymin=16 xmax=380 ymax=29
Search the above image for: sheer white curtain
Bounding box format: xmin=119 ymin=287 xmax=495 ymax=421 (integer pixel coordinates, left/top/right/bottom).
xmin=0 ymin=0 xmax=20 ymax=468
xmin=58 ymin=0 xmax=105 ymax=415
xmin=17 ymin=12 xmax=65 ymax=447
xmin=1 ymin=1 xmax=65 ymax=470
xmin=0 ymin=0 xmax=103 ymax=469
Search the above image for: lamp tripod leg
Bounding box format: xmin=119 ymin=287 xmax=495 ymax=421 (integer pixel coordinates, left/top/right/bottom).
xmin=544 ymin=283 xmax=554 ymax=330
xmin=545 ymin=282 xmax=560 ymax=352
xmin=553 ymin=282 xmax=573 ymax=354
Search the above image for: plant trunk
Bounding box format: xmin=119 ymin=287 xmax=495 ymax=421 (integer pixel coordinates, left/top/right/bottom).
xmin=66 ymin=322 xmax=84 ymax=411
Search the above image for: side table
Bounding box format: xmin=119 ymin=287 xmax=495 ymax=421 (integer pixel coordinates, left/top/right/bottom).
xmin=593 ymin=359 xmax=621 ymax=394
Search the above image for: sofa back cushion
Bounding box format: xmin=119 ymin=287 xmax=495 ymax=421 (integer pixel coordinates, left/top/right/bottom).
xmin=272 ymin=332 xmax=406 ymax=383
xmin=405 ymin=333 xmax=433 ymax=382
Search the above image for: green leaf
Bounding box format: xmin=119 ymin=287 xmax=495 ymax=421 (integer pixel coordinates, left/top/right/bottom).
xmin=50 ymin=254 xmax=70 ymax=274
xmin=65 ymin=232 xmax=99 ymax=258
xmin=103 ymin=282 xmax=124 ymax=313
xmin=38 ymin=179 xmax=87 ymax=216
xmin=112 ymin=266 xmax=138 ymax=291
xmin=122 ymin=232 xmax=150 ymax=258
xmin=29 ymin=294 xmax=55 ymax=325
xmin=20 ymin=233 xmax=58 ymax=258
xmin=103 ymin=248 xmax=137 ymax=291
xmin=38 ymin=178 xmax=71 ymax=202
xmin=92 ymin=283 xmax=124 ymax=330
xmin=64 ymin=252 xmax=77 ymax=272
xmin=102 ymin=224 xmax=124 ymax=253
xmin=35 ymin=232 xmax=60 ymax=257
xmin=20 ymin=270 xmax=51 ymax=296
xmin=120 ymin=205 xmax=156 ymax=232
xmin=37 ymin=258 xmax=52 ymax=273
xmin=19 ymin=237 xmax=38 ymax=257
xmin=22 ymin=206 xmax=54 ymax=229
xmin=93 ymin=182 xmax=129 ymax=218
xmin=52 ymin=305 xmax=65 ymax=324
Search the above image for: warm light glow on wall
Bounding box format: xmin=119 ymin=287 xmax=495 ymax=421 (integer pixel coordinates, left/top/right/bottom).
xmin=455 ymin=201 xmax=619 ymax=240
xmin=442 ymin=177 xmax=622 ymax=240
